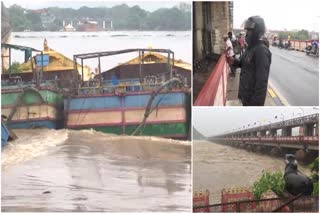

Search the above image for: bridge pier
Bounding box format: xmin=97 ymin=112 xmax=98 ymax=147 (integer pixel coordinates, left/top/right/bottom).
xmin=252 ymin=145 xmax=259 ymax=153
xmin=303 ymin=123 xmax=315 ymax=136
xmin=269 ymin=129 xmax=277 ymax=136
xmin=259 ymin=130 xmax=266 ymax=136
xmin=281 ymin=127 xmax=292 ymax=136
xmin=294 ymin=148 xmax=318 ymax=164
xmin=251 ymin=131 xmax=257 ymax=137
xmin=245 ymin=144 xmax=252 ymax=152
xmin=255 ymin=145 xmax=266 ymax=153
xmin=270 ymin=147 xmax=282 ymax=156
xmin=295 ymin=149 xmax=307 ymax=162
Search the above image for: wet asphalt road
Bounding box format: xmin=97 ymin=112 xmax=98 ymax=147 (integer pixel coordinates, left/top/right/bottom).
xmin=269 ymin=47 xmax=319 ymax=106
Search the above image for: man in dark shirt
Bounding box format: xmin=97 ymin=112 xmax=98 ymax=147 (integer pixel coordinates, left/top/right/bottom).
xmin=233 ymin=16 xmax=272 ymax=106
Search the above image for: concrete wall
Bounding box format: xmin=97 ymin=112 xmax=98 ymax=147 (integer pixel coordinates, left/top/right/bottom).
xmin=193 ymin=1 xmax=233 ymax=62
xmin=193 ymin=2 xmax=204 ymax=62
xmin=211 ymin=2 xmax=232 ymax=54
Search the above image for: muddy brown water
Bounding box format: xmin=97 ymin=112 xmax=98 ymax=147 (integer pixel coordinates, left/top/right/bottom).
xmin=193 ymin=140 xmax=310 ymax=204
xmin=2 ymin=129 xmax=191 ymax=212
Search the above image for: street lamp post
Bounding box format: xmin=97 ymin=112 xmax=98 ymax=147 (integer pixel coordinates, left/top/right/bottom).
xmin=299 ymin=107 xmax=304 ymax=117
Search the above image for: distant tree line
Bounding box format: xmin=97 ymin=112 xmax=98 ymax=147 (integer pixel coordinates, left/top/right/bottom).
xmin=278 ymin=30 xmax=310 ymax=40
xmin=7 ymin=3 xmax=191 ymax=31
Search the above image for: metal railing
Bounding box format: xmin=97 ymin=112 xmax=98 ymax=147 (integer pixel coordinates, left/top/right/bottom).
xmin=193 ymin=195 xmax=319 ymax=212
xmin=194 ymin=53 xmax=228 ymax=106
xmin=270 ymin=39 xmax=314 ymax=52
xmin=216 ymin=114 xmax=319 ymax=137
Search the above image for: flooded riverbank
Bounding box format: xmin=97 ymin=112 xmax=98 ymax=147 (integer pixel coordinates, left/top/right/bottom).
xmin=193 ymin=140 xmax=310 ymax=204
xmin=2 ymin=129 xmax=191 ymax=212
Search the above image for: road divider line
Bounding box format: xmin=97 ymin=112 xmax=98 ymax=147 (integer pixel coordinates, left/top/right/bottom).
xmin=268 ymin=80 xmax=290 ymax=106
xmin=268 ymin=88 xmax=277 ymax=98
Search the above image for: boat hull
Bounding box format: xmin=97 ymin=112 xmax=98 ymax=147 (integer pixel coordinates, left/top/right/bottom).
xmin=64 ymin=91 xmax=190 ymax=139
xmin=1 ymin=122 xmax=10 ymax=147
xmin=1 ymin=87 xmax=63 ymax=129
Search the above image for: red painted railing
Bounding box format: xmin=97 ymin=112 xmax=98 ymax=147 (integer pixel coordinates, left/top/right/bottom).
xmin=286 ymin=40 xmax=312 ymax=51
xmin=193 ymin=190 xmax=210 ymax=212
xmin=273 ymin=39 xmax=314 ymax=51
xmin=194 ymin=53 xmax=228 ymax=106
xmin=219 ymin=135 xmax=319 ymax=144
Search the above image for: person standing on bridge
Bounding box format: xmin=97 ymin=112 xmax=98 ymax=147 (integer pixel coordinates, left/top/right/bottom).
xmin=224 ymin=33 xmax=236 ymax=77
xmin=233 ymin=16 xmax=272 ymax=106
xmin=238 ymin=33 xmax=245 ymax=56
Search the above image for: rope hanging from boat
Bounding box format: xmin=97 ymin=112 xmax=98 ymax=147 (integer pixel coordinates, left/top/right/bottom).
xmin=131 ymin=78 xmax=183 ymax=136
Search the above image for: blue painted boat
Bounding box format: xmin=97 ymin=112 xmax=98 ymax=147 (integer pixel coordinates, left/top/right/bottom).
xmin=64 ymin=49 xmax=192 ymax=139
xmin=1 ymin=121 xmax=10 ymax=147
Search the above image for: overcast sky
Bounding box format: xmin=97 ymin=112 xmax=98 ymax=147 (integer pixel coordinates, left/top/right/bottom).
xmin=193 ymin=107 xmax=319 ymax=137
xmin=2 ymin=0 xmax=184 ymax=12
xmin=234 ymin=0 xmax=320 ymax=31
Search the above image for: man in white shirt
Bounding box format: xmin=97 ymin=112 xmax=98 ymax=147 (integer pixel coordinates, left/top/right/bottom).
xmin=224 ymin=33 xmax=235 ymax=77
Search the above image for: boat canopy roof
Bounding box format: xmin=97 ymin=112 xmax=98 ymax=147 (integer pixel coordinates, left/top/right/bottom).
xmin=74 ymin=48 xmax=174 ymax=60
xmin=1 ymin=43 xmax=41 ymax=52
xmin=1 ymin=43 xmax=42 ymax=64
xmin=120 ymin=52 xmax=191 ymax=71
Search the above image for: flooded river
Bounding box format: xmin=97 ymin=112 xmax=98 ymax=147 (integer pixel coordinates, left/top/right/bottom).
xmin=10 ymin=31 xmax=191 ymax=71
xmin=193 ymin=140 xmax=310 ymax=204
xmin=2 ymin=129 xmax=191 ymax=212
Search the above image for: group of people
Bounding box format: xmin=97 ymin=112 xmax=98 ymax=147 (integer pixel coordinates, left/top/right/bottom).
xmin=224 ymin=16 xmax=272 ymax=106
xmin=224 ymin=32 xmax=246 ymax=77
xmin=272 ymin=34 xmax=291 ymax=49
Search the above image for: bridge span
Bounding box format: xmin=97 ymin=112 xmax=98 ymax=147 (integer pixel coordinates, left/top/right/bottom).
xmin=209 ymin=114 xmax=319 ymax=154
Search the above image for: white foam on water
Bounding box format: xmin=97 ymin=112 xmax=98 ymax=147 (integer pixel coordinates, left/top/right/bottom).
xmin=2 ymin=129 xmax=69 ymax=171
xmin=70 ymin=128 xmax=191 ymax=145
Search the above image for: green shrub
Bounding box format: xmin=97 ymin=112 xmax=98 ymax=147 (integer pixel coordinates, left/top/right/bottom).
xmin=309 ymin=158 xmax=319 ymax=196
xmin=253 ymin=171 xmax=285 ymax=200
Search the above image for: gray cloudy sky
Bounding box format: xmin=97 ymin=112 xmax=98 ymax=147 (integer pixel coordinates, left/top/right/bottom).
xmin=234 ymin=0 xmax=320 ymax=31
xmin=2 ymin=0 xmax=183 ymax=11
xmin=4 ymin=0 xmax=318 ymax=31
xmin=193 ymin=107 xmax=319 ymax=137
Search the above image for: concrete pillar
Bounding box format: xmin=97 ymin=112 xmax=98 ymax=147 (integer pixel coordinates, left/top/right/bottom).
xmin=270 ymin=147 xmax=282 ymax=156
xmin=193 ymin=2 xmax=204 ymax=61
xmin=203 ymin=2 xmax=212 ymax=55
xmin=211 ymin=2 xmax=232 ymax=54
xmin=193 ymin=2 xmax=233 ymax=57
xmin=255 ymin=145 xmax=263 ymax=153
xmin=270 ymin=129 xmax=277 ymax=136
xmin=246 ymin=144 xmax=252 ymax=152
xmin=315 ymin=122 xmax=319 ymax=136
xmin=303 ymin=124 xmax=314 ymax=136
xmin=260 ymin=130 xmax=266 ymax=136
xmin=281 ymin=127 xmax=292 ymax=136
